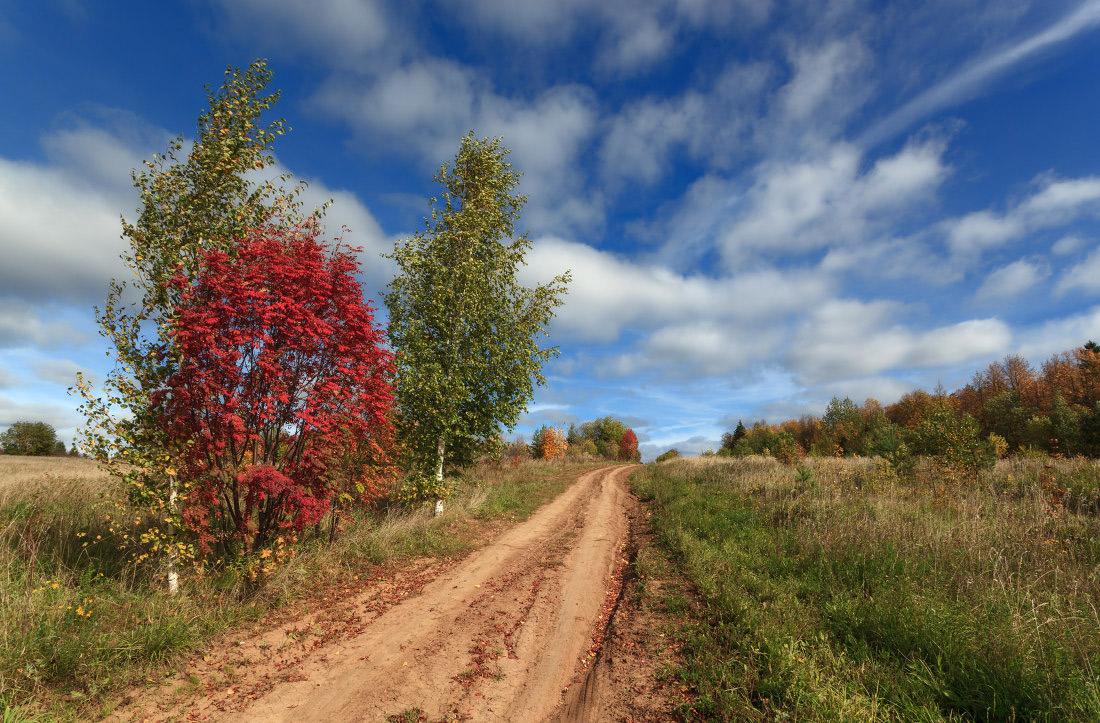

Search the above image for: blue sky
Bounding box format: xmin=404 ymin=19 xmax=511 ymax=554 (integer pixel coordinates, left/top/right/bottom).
xmin=2 ymin=1 xmax=1100 ymax=460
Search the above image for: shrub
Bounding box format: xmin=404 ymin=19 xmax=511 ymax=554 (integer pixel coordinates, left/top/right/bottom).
xmin=655 ymin=449 xmax=680 ymax=463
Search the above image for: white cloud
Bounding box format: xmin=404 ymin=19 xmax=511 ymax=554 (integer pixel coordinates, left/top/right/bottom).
xmin=713 ymin=140 xmax=948 ymax=264
xmin=0 ymin=394 xmax=80 ymax=431
xmin=789 ymin=299 xmax=1011 ymax=384
xmin=209 ymin=0 xmax=391 ymax=67
xmin=32 ymin=359 xmax=95 ymax=388
xmin=0 ymin=154 xmax=130 ymax=305
xmin=1053 ymin=235 xmax=1086 ymax=254
xmin=0 ymin=369 xmax=19 ymax=388
xmin=599 ymin=61 xmax=773 ymax=185
xmin=975 ymin=259 xmax=1048 ymax=301
xmin=444 ymin=0 xmax=767 ymax=71
xmin=313 ymin=65 xmax=601 ymax=234
xmin=639 ymin=435 xmax=720 ymax=460
xmin=1016 ymin=305 xmax=1100 ymax=360
xmin=0 ymin=300 xmax=90 ymax=349
xmin=862 ymin=0 xmax=1100 ymax=146
xmin=521 ymin=236 xmax=832 ymax=343
xmin=1056 ymin=246 xmax=1100 ymax=296
xmin=773 ymin=38 xmax=872 ymax=138
xmin=943 ymin=175 xmax=1100 ymax=258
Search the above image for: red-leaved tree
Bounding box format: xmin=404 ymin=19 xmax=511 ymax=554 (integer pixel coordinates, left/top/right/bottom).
xmin=153 ymin=221 xmax=395 ymax=559
xmin=619 ymin=429 xmax=639 ymax=462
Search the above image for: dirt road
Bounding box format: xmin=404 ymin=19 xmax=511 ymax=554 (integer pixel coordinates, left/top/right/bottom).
xmin=211 ymin=464 xmax=636 ymax=721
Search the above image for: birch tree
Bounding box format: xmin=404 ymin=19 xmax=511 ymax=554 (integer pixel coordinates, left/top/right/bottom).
xmin=384 ymin=132 xmax=569 ymax=514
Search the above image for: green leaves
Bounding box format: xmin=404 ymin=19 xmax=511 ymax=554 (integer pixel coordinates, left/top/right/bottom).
xmin=384 ymin=132 xmax=570 ymax=478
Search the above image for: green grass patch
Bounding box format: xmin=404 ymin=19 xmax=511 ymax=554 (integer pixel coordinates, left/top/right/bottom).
xmin=632 ymin=456 xmax=1100 ymax=721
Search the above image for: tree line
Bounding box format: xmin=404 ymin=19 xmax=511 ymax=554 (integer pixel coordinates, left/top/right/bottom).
xmin=0 ymin=421 xmax=79 ymax=457
xmin=710 ymin=341 xmax=1100 ymax=477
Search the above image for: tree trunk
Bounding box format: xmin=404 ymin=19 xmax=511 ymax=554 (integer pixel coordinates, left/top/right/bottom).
xmin=167 ymin=473 xmax=179 ymax=595
xmin=434 ymin=436 xmax=445 ymax=517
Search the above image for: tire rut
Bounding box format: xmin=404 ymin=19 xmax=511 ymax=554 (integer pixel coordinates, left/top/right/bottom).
xmin=218 ymin=464 xmax=636 ymax=722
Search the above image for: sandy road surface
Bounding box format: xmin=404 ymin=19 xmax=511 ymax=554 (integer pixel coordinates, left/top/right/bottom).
xmin=214 ymin=464 xmax=635 ymax=722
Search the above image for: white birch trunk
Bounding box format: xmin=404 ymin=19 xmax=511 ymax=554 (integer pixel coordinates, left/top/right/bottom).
xmin=433 ymin=436 xmax=445 ymax=517
xmin=167 ymin=473 xmax=179 ymax=595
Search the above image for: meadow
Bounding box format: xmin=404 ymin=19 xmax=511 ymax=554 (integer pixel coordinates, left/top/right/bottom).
xmin=632 ymin=455 xmax=1100 ymax=721
xmin=0 ymin=454 xmax=605 ymax=719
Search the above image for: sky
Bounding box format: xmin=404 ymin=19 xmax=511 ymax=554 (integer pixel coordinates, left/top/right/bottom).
xmin=1 ymin=0 xmax=1100 ymax=460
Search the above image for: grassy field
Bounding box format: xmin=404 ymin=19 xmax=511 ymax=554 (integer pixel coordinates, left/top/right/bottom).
xmin=632 ymin=455 xmax=1100 ymax=721
xmin=0 ymin=454 xmax=607 ymax=719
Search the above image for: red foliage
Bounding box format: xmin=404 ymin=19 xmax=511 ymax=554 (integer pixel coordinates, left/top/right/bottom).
xmin=154 ymin=221 xmax=396 ymax=556
xmin=618 ymin=429 xmax=639 ymax=462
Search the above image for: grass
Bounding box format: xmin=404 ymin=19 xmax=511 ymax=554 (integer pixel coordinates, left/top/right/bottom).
xmin=631 ymin=455 xmax=1100 ymax=721
xmin=0 ymin=454 xmax=608 ymax=719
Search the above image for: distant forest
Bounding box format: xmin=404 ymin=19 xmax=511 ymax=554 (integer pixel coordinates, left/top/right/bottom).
xmin=720 ymin=341 xmax=1100 ymax=461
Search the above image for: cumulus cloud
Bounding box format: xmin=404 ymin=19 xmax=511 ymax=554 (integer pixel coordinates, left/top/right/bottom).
xmin=444 ymin=0 xmax=767 ymax=71
xmin=0 ymin=369 xmax=19 ymax=388
xmin=209 ymin=0 xmax=391 ymax=67
xmin=0 ymin=154 xmax=131 ymax=305
xmin=943 ymin=175 xmax=1100 ymax=259
xmin=519 ymin=407 xmax=579 ymax=427
xmin=638 ymin=434 xmax=720 ymax=460
xmin=975 ymin=259 xmax=1049 ymax=301
xmin=599 ymin=61 xmax=773 ymax=186
xmin=521 ymin=236 xmax=832 ymax=344
xmin=1053 ymin=235 xmax=1086 ymax=254
xmin=313 ymin=65 xmax=601 ymax=234
xmin=0 ymin=394 xmax=80 ymax=430
xmin=711 ymin=140 xmax=947 ymax=265
xmin=789 ymin=299 xmax=1011 ymax=384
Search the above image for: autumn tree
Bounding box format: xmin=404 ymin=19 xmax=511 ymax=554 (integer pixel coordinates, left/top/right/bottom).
xmin=75 ymin=60 xmax=310 ymax=589
xmin=385 ymin=133 xmax=570 ymax=513
xmin=152 ymin=222 xmax=394 ymax=561
xmin=530 ymin=426 xmax=568 ymax=460
xmin=619 ymin=429 xmax=639 ymax=461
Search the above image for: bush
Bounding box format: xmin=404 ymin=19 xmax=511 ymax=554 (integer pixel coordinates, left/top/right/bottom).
xmin=654 ymin=449 xmax=680 ymax=463
xmin=907 ymin=403 xmax=994 ymax=484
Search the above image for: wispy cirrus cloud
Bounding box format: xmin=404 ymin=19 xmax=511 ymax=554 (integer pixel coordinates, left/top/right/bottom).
xmin=861 ymin=0 xmax=1100 ymax=146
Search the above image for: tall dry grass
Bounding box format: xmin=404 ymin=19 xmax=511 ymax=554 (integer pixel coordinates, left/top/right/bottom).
xmin=633 ymin=455 xmax=1100 ymax=721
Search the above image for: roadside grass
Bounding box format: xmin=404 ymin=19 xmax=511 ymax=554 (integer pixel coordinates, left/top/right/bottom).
xmin=0 ymin=455 xmax=608 ymax=719
xmin=631 ymin=455 xmax=1100 ymax=721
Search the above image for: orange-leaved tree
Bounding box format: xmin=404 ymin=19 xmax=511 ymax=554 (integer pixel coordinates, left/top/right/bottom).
xmin=531 ymin=425 xmax=568 ymax=460
xmin=619 ymin=429 xmax=639 ymax=461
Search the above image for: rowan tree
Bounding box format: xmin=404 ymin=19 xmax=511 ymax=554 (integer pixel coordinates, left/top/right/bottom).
xmin=75 ymin=60 xmax=313 ymax=587
xmin=384 ymin=132 xmax=570 ymax=513
xmin=153 ymin=222 xmax=395 ymax=559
